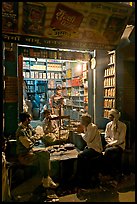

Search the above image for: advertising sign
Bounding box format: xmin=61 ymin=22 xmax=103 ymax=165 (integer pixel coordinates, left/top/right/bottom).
xmin=4 ymin=77 xmax=18 ymax=103
xmin=50 ymin=3 xmax=84 ymax=31
xmin=2 ymin=2 xmax=134 ymax=50
xmin=2 ymin=2 xmax=18 ymax=33
xmin=23 ymin=2 xmax=46 ymax=35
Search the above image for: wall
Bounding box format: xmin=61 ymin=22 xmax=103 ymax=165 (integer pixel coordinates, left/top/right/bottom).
xmin=95 ymin=49 xmax=109 ymax=129
xmin=3 ymin=43 xmax=18 ymax=137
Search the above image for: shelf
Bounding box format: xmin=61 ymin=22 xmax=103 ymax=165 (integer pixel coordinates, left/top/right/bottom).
xmin=104 ymin=86 xmax=115 ymax=88
xmin=104 ymin=107 xmax=113 ymax=109
xmin=104 ymin=96 xmax=115 ymax=99
xmin=47 ymin=70 xmax=62 ymax=72
xmin=29 ymin=69 xmax=46 ymax=71
xmin=24 ymin=78 xmax=47 ymax=81
xmin=104 ymin=50 xmax=116 ymax=118
xmin=108 ymin=62 xmax=114 ymax=66
xmin=104 ymin=74 xmax=115 ymax=78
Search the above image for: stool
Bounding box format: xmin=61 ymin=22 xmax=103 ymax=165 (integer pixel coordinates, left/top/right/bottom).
xmin=8 ymin=160 xmax=38 ymax=190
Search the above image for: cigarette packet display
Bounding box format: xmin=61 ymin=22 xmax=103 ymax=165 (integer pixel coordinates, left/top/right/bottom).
xmin=25 ymin=72 xmax=30 ymax=78
xmin=39 ymin=72 xmax=43 ymax=79
xmin=31 ymin=71 xmax=35 ymax=78
xmin=47 ymin=72 xmax=51 ymax=79
xmin=51 ymin=73 xmax=54 ymax=79
xmin=35 ymin=71 xmax=38 ymax=78
xmin=43 ymin=73 xmax=46 ymax=79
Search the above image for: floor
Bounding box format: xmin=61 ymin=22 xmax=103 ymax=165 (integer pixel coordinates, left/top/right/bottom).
xmin=10 ymin=172 xmax=135 ymax=202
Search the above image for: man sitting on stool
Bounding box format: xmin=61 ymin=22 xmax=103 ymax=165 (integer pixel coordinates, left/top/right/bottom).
xmin=16 ymin=112 xmax=59 ymax=189
xmin=103 ymin=108 xmax=127 ymax=181
xmin=42 ymin=109 xmax=68 ymax=147
xmin=76 ymin=114 xmax=103 ymax=187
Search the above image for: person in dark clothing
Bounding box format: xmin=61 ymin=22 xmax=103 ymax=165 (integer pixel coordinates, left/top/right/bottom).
xmin=49 ymin=85 xmax=64 ymax=116
xmin=2 ymin=137 xmax=11 ymax=201
xmin=16 ymin=112 xmax=58 ymax=189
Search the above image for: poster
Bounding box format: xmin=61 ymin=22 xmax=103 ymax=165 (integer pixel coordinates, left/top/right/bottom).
xmin=2 ymin=2 xmax=134 ymax=50
xmin=2 ymin=2 xmax=18 ymax=33
xmin=23 ymin=2 xmax=46 ymax=36
xmin=4 ymin=77 xmax=18 ymax=103
xmin=50 ymin=3 xmax=84 ymax=32
xmin=103 ymin=15 xmax=127 ymax=42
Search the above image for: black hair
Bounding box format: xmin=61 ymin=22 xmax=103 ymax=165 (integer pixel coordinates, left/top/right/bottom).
xmin=56 ymin=85 xmax=62 ymax=90
xmin=19 ymin=112 xmax=31 ymax=122
xmin=81 ymin=114 xmax=92 ymax=126
xmin=43 ymin=109 xmax=51 ymax=115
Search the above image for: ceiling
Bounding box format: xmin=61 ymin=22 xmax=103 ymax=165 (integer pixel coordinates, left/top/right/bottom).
xmin=2 ymin=2 xmax=135 ymax=50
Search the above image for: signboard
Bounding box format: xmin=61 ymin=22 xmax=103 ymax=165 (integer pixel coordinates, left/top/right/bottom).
xmin=2 ymin=2 xmax=18 ymax=33
xmin=2 ymin=33 xmax=114 ymax=51
xmin=50 ymin=3 xmax=84 ymax=31
xmin=23 ymin=2 xmax=46 ymax=35
xmin=4 ymin=77 xmax=18 ymax=103
xmin=2 ymin=2 xmax=134 ymax=50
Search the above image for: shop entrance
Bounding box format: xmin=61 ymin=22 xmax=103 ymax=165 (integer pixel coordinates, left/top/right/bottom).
xmin=18 ymin=45 xmax=93 ymax=124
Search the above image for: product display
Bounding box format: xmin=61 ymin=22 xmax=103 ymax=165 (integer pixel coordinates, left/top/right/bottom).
xmin=23 ymin=48 xmax=89 ymax=121
xmin=63 ymin=61 xmax=88 ymax=120
xmin=103 ymin=51 xmax=116 ymax=118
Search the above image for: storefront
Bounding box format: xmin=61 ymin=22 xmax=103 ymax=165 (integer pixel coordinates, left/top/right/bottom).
xmin=2 ymin=2 xmax=135 ymax=149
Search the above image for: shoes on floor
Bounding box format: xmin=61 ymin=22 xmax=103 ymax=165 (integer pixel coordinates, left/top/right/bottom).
xmin=42 ymin=176 xmax=59 ymax=189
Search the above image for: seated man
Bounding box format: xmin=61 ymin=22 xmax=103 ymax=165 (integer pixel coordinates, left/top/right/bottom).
xmin=2 ymin=137 xmax=11 ymax=202
xmin=42 ymin=109 xmax=68 ymax=147
xmin=103 ymin=108 xmax=127 ymax=180
xmin=16 ymin=112 xmax=58 ymax=189
xmin=76 ymin=114 xmax=103 ymax=186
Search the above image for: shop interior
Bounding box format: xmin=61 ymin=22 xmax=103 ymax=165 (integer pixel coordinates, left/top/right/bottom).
xmin=20 ymin=45 xmax=94 ymax=126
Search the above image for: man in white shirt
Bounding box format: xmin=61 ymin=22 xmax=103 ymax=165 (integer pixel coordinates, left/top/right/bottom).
xmin=103 ymin=108 xmax=127 ymax=180
xmin=76 ymin=114 xmax=103 ymax=186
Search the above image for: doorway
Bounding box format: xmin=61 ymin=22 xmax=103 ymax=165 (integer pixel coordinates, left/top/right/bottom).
xmin=18 ymin=45 xmax=93 ymax=125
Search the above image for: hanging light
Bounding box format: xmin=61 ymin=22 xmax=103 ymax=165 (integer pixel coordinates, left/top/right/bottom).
xmin=90 ymin=57 xmax=96 ymax=69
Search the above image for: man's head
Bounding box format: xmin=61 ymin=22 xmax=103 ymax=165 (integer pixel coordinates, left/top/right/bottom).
xmin=44 ymin=109 xmax=51 ymax=118
xmin=19 ymin=112 xmax=32 ymax=125
xmin=81 ymin=114 xmax=92 ymax=127
xmin=108 ymin=109 xmax=120 ymax=121
xmin=56 ymin=85 xmax=62 ymax=95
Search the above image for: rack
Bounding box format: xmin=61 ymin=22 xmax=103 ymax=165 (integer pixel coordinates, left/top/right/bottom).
xmin=63 ymin=61 xmax=88 ymax=120
xmin=103 ymin=50 xmax=116 ymax=118
xmin=23 ymin=57 xmax=63 ymax=101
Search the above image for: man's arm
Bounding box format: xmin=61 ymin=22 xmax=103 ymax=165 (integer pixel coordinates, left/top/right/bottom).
xmin=19 ymin=135 xmax=34 ymax=149
xmin=105 ymin=123 xmax=113 ymax=143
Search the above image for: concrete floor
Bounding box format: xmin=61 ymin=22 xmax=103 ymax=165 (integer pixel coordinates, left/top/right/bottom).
xmin=11 ymin=172 xmax=135 ymax=202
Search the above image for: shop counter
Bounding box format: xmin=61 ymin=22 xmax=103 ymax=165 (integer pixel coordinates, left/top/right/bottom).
xmin=33 ymin=144 xmax=79 ymax=183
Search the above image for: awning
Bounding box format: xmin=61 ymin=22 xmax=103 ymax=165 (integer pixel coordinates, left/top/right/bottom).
xmin=2 ymin=2 xmax=135 ymax=50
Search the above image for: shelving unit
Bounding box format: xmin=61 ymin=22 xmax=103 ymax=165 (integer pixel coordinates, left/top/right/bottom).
xmin=22 ymin=47 xmax=90 ymax=121
xmin=103 ymin=50 xmax=116 ymax=118
xmin=63 ymin=61 xmax=88 ymax=120
xmin=23 ymin=57 xmax=63 ymax=101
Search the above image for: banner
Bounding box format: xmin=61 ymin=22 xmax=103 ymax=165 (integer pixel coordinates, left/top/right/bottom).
xmin=23 ymin=2 xmax=46 ymax=35
xmin=2 ymin=2 xmax=134 ymax=50
xmin=2 ymin=2 xmax=18 ymax=33
xmin=4 ymin=77 xmax=18 ymax=103
xmin=50 ymin=3 xmax=84 ymax=32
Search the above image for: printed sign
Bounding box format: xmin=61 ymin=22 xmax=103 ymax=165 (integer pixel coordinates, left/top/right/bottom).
xmin=50 ymin=3 xmax=84 ymax=31
xmin=103 ymin=15 xmax=127 ymax=42
xmin=2 ymin=2 xmax=18 ymax=33
xmin=4 ymin=77 xmax=18 ymax=103
xmin=23 ymin=2 xmax=46 ymax=35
